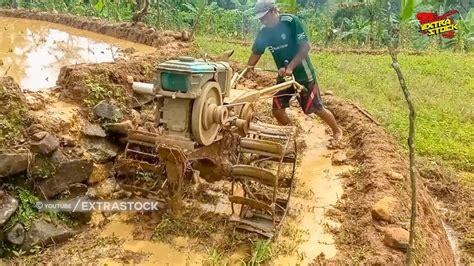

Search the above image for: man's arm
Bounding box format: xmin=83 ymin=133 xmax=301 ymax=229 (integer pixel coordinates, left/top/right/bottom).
xmin=247 ymin=53 xmax=262 ymax=67
xmin=284 ymin=15 xmax=311 ymax=75
xmin=287 ymin=42 xmax=310 ymax=73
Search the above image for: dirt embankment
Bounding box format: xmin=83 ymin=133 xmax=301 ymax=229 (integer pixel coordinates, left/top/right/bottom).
xmin=0 ymin=76 xmax=32 ymax=147
xmin=0 ymin=9 xmax=189 ymax=47
xmin=323 ymin=96 xmax=457 ymax=264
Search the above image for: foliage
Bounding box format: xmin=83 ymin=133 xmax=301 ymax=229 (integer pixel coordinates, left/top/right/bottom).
xmin=0 ymin=0 xmax=471 ymax=50
xmin=3 ymin=186 xmax=39 ymax=231
xmin=247 ymin=239 xmax=272 ymax=265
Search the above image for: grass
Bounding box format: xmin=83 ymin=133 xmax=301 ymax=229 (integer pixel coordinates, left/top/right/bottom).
xmin=248 ymin=239 xmax=272 ymax=266
xmin=196 ymin=36 xmax=474 ymax=175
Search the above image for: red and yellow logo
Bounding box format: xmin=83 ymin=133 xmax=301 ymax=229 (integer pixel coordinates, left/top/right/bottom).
xmin=416 ymin=10 xmax=459 ymax=39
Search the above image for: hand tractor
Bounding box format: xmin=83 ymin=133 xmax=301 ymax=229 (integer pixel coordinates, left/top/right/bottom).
xmin=117 ymin=55 xmax=303 ymax=239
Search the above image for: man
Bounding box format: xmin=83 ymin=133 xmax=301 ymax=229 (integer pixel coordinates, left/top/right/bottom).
xmin=246 ymin=0 xmax=343 ymax=142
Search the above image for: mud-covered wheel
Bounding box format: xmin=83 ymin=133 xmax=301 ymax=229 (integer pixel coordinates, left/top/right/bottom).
xmin=192 ymin=82 xmax=223 ymax=146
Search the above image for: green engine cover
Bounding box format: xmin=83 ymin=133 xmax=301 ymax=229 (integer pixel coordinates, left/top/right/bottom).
xmin=161 ymin=72 xmax=189 ymax=92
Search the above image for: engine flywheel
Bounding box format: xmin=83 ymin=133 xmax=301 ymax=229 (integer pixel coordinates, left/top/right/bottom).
xmin=192 ymin=82 xmax=224 ymax=146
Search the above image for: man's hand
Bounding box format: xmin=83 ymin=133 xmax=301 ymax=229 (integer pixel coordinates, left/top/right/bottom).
xmin=243 ymin=66 xmax=254 ymax=79
xmin=278 ymin=67 xmax=293 ymax=77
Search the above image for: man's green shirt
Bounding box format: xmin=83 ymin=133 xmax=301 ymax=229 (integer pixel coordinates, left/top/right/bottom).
xmin=252 ymin=13 xmax=317 ymax=83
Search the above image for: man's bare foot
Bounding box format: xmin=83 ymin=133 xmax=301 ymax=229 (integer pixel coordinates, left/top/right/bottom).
xmin=327 ymin=127 xmax=344 ymax=149
xmin=333 ymin=126 xmax=343 ymax=142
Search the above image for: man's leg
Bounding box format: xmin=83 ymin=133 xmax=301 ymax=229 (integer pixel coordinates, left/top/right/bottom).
xmin=272 ymin=109 xmax=291 ymax=125
xmin=300 ymin=81 xmax=343 ymax=141
xmin=272 ymin=87 xmax=293 ymax=125
xmin=314 ymin=108 xmax=343 ymax=141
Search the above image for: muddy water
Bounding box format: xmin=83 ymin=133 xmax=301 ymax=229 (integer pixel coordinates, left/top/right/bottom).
xmin=99 ymin=110 xmax=351 ymax=265
xmin=274 ymin=111 xmax=352 ymax=264
xmin=100 ymin=217 xmax=205 ymax=265
xmin=0 ymin=17 xmax=155 ymax=91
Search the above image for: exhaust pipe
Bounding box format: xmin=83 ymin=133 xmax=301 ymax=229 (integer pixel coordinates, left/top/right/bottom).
xmin=132 ymin=82 xmax=155 ymax=95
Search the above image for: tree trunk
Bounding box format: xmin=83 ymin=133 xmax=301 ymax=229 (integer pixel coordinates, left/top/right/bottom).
xmin=190 ymin=0 xmax=207 ymax=41
xmin=389 ymin=47 xmax=417 ymax=265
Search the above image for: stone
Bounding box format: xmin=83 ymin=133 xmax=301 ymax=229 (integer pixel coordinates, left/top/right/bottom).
xmin=0 ymin=151 xmax=29 ymax=177
xmin=66 ymin=183 xmax=89 ymax=199
xmin=6 ymin=223 xmax=26 ymax=245
xmin=130 ymin=109 xmax=142 ymax=125
xmin=88 ymin=163 xmax=113 ymax=184
xmin=82 ymin=122 xmax=106 ymax=138
xmin=84 ymin=138 xmax=119 ymax=163
xmin=387 ymin=171 xmax=404 ymax=181
xmin=383 ymin=227 xmax=409 ymax=251
xmin=0 ymin=192 xmax=19 ymax=226
xmin=39 ymin=159 xmax=93 ymax=198
xmin=93 ymin=178 xmax=119 ymax=199
xmin=60 ymin=136 xmax=76 ymax=147
xmin=324 ymin=90 xmax=334 ymax=96
xmin=332 ymin=150 xmax=348 ymax=165
xmin=22 ymin=220 xmax=75 ymax=249
xmin=30 ymin=132 xmax=60 ymax=155
xmin=25 ymin=95 xmax=45 ymax=111
xmin=371 ymin=196 xmax=397 ymax=222
xmin=107 ymin=120 xmax=133 ymax=135
xmin=93 ymin=100 xmax=123 ymax=120
xmin=27 ymin=124 xmax=45 ymax=136
xmin=32 ymin=131 xmax=47 ymax=141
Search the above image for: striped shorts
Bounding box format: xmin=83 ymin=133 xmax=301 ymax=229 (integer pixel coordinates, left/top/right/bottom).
xmin=272 ymin=79 xmax=324 ymax=114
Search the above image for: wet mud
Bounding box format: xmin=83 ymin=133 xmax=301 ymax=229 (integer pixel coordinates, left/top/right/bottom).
xmin=0 ymin=9 xmax=189 ymax=47
xmin=0 ymin=17 xmax=155 ymax=91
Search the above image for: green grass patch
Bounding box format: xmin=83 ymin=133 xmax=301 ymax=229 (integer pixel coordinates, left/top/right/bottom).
xmin=196 ymin=37 xmax=474 ymax=173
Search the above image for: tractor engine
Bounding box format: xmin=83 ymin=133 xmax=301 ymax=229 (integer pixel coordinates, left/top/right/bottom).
xmin=136 ymin=56 xmax=249 ymax=150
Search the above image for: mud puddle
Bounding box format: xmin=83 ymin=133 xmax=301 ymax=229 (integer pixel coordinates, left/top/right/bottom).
xmin=273 ymin=110 xmax=352 ymax=264
xmin=0 ymin=17 xmax=155 ymax=91
xmin=100 ymin=219 xmax=205 ymax=265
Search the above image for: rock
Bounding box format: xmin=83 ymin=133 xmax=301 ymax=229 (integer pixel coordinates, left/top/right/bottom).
xmin=27 ymin=124 xmax=45 ymax=136
xmin=39 ymin=159 xmax=93 ymax=198
xmin=93 ymin=100 xmax=123 ymax=120
xmin=25 ymin=95 xmax=45 ymax=111
xmin=324 ymin=90 xmax=334 ymax=96
xmin=93 ymin=178 xmax=120 ymax=199
xmin=30 ymin=132 xmax=60 ymax=155
xmin=126 ymin=75 xmax=134 ymax=83
xmin=82 ymin=122 xmax=106 ymax=138
xmin=88 ymin=163 xmax=113 ymax=184
xmin=0 ymin=192 xmax=19 ymax=226
xmin=32 ymin=131 xmax=47 ymax=141
xmin=88 ymin=211 xmax=106 ymax=227
xmin=371 ymin=196 xmax=397 ymax=222
xmin=0 ymin=151 xmax=29 ymax=177
xmin=66 ymin=183 xmax=88 ymax=199
xmin=107 ymin=120 xmax=133 ymax=135
xmin=383 ymin=227 xmax=409 ymax=251
xmin=332 ymin=150 xmax=348 ymax=165
xmin=387 ymin=171 xmax=404 ymax=181
xmin=130 ymin=109 xmax=142 ymax=125
xmin=6 ymin=223 xmax=26 ymax=245
xmin=22 ymin=220 xmax=75 ymax=249
xmin=84 ymin=138 xmax=120 ymax=163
